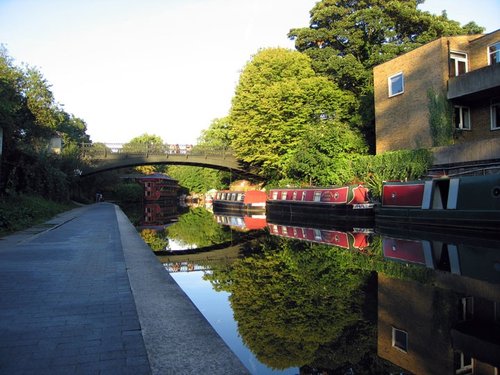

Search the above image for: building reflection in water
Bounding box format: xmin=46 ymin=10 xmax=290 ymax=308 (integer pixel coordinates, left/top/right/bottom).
xmin=378 ymin=228 xmax=500 ymax=375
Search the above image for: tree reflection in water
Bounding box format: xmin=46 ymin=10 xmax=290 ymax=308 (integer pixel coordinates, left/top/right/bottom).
xmin=204 ymin=236 xmax=405 ymax=373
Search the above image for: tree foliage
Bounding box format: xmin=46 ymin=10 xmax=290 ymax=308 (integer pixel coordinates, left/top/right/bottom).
xmin=140 ymin=228 xmax=169 ymax=251
xmin=285 ymin=120 xmax=367 ymax=186
xmin=229 ymin=48 xmax=361 ymax=181
xmin=166 ymin=207 xmax=231 ymax=248
xmin=288 ymin=0 xmax=485 ymax=149
xmin=167 ymin=165 xmax=229 ymax=193
xmin=0 ymin=46 xmax=90 ymax=200
xmin=123 ymin=133 xmax=167 ymax=174
xmin=197 ymin=117 xmax=232 ymax=149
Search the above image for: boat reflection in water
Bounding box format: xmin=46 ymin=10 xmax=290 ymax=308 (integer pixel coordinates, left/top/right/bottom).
xmin=213 ymin=211 xmax=268 ymax=231
xmin=377 ymin=226 xmax=500 ymax=374
xmin=267 ymin=221 xmax=373 ymax=252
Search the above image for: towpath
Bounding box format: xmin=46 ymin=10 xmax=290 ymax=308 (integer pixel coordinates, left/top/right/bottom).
xmin=0 ymin=203 xmax=249 ymax=375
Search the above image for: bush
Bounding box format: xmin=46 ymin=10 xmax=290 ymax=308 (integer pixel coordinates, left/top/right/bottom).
xmin=113 ymin=182 xmax=143 ymax=203
xmin=353 ymin=149 xmax=433 ymax=198
xmin=0 ymin=194 xmax=75 ymax=235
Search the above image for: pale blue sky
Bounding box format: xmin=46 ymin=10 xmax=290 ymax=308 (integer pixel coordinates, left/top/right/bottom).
xmin=0 ymin=0 xmax=498 ymax=145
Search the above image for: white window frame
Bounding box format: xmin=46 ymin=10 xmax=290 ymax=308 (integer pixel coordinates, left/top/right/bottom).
xmin=454 ymin=105 xmax=471 ymax=130
xmin=491 ymin=102 xmax=500 ymax=130
xmin=450 ymin=51 xmax=468 ymax=77
xmin=488 ymin=41 xmax=500 ymax=65
xmin=388 ymin=72 xmax=404 ymax=97
xmin=391 ymin=327 xmax=408 ymax=353
xmin=460 ymin=297 xmax=474 ymax=321
xmin=454 ymin=351 xmax=473 ymax=375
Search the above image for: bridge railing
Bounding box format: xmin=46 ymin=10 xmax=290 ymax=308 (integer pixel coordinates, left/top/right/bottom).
xmin=80 ymin=143 xmax=232 ymax=159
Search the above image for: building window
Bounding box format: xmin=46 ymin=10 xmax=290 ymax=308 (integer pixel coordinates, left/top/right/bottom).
xmin=392 ymin=327 xmax=408 ymax=352
xmin=454 ymin=351 xmax=473 ymax=375
xmin=488 ymin=42 xmax=500 ymax=65
xmin=459 ymin=297 xmax=474 ymax=321
xmin=281 ymin=191 xmax=287 ymax=200
xmin=450 ymin=51 xmax=468 ymax=77
xmin=491 ymin=102 xmax=500 ymax=130
xmin=388 ymin=72 xmax=404 ymax=97
xmin=454 ymin=106 xmax=471 ymax=130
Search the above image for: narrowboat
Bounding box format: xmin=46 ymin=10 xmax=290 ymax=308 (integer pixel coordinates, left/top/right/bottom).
xmin=376 ymin=174 xmax=500 ymax=231
xmin=267 ymin=221 xmax=372 ymax=252
xmin=213 ymin=190 xmax=267 ymax=212
xmin=266 ymin=184 xmax=374 ymax=221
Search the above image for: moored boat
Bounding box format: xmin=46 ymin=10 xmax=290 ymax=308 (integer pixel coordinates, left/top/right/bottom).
xmin=376 ymin=174 xmax=500 ymax=231
xmin=213 ymin=190 xmax=267 ymax=212
xmin=266 ymin=184 xmax=374 ymax=221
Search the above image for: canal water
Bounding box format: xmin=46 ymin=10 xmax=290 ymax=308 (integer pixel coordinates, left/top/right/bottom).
xmin=124 ymin=202 xmax=500 ymax=375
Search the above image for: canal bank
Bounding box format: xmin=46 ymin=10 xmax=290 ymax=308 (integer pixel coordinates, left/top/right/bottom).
xmin=0 ymin=203 xmax=249 ymax=375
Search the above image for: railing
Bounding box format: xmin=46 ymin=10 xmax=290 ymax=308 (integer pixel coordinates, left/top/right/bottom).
xmin=80 ymin=142 xmax=232 ymax=159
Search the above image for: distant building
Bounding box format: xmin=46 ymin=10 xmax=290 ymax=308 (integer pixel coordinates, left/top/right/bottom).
xmin=132 ymin=173 xmax=179 ymax=201
xmin=373 ymin=30 xmax=500 ymax=167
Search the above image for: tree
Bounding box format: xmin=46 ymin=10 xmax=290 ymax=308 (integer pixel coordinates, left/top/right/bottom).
xmin=166 ymin=165 xmax=229 ymax=193
xmin=229 ymin=48 xmax=358 ymax=181
xmin=123 ymin=133 xmax=167 ymax=174
xmin=285 ymin=120 xmax=367 ymax=186
xmin=197 ymin=117 xmax=232 ymax=149
xmin=288 ymin=0 xmax=486 ymax=149
xmin=0 ymin=46 xmax=92 ymax=199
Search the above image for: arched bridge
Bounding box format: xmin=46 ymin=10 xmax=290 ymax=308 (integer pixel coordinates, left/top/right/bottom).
xmin=79 ymin=143 xmax=258 ymax=177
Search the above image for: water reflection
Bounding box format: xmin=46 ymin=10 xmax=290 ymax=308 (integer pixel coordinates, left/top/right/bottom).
xmin=126 ymin=202 xmax=500 ymax=374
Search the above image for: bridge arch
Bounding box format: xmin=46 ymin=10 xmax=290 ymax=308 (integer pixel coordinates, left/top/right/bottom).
xmin=78 ymin=143 xmax=260 ymax=179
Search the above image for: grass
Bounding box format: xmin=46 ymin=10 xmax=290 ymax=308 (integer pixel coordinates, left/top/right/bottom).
xmin=0 ymin=194 xmax=77 ymax=236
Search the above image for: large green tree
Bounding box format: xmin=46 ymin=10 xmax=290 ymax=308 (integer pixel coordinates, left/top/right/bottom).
xmin=288 ymin=0 xmax=485 ymax=148
xmin=229 ymin=48 xmax=360 ymax=181
xmin=0 ymin=46 xmax=90 ymax=199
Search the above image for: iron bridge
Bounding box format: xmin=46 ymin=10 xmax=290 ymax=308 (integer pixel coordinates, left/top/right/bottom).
xmin=78 ymin=143 xmax=256 ymax=177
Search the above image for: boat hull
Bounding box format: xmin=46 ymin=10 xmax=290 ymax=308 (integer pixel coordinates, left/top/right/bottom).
xmin=213 ymin=190 xmax=266 ymax=213
xmin=376 ymin=206 xmax=500 ymax=231
xmin=267 ymin=185 xmax=374 ymax=222
xmin=267 ymin=200 xmax=374 ymax=223
xmin=377 ymin=174 xmax=500 ymax=231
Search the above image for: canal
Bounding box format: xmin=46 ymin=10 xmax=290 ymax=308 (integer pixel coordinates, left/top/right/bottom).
xmin=123 ymin=201 xmax=500 ymax=374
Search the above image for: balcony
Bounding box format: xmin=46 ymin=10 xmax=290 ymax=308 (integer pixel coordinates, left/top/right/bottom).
xmin=448 ymin=63 xmax=500 ymax=101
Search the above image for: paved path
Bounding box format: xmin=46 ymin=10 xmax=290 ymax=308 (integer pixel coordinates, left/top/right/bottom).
xmin=0 ymin=203 xmax=249 ymax=375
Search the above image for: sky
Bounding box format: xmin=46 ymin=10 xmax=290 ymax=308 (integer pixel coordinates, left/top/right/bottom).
xmin=0 ymin=0 xmax=498 ymax=146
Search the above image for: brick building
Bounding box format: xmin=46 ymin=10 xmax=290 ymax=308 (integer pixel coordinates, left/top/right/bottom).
xmin=373 ymin=30 xmax=500 ymax=165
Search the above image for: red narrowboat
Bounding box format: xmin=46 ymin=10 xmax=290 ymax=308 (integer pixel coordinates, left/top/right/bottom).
xmin=266 ymin=184 xmax=374 ymax=221
xmin=377 ymin=174 xmax=500 ymax=231
xmin=213 ymin=190 xmax=267 ymax=212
